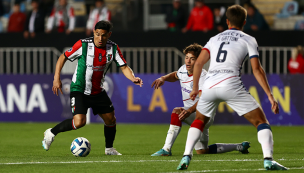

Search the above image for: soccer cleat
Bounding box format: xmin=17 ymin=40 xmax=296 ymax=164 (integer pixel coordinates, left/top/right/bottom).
xmin=151 ymin=149 xmax=172 ymax=156
xmin=264 ymin=160 xmax=288 ymax=170
xmin=42 ymin=128 xmax=55 ymax=151
xmin=177 ymin=155 xmax=191 ymax=170
xmin=240 ymin=141 xmax=250 ymax=154
xmin=105 ymin=148 xmax=122 ymax=155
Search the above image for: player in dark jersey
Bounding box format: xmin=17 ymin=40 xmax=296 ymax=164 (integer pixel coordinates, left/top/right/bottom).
xmin=42 ymin=20 xmax=143 ymax=155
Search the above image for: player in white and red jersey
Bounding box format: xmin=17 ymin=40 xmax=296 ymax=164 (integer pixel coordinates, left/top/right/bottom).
xmin=151 ymin=43 xmax=250 ymax=157
xmin=177 ymin=5 xmax=287 ymax=170
xmin=46 ymin=0 xmax=75 ymax=34
xmin=42 ymin=21 xmax=143 ymax=155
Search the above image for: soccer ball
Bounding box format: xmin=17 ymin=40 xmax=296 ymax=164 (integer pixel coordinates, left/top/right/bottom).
xmin=70 ymin=137 xmax=91 ymax=157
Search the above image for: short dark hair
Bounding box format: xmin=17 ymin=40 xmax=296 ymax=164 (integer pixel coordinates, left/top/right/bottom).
xmin=183 ymin=43 xmax=203 ymax=58
xmin=95 ymin=20 xmax=113 ymax=32
xmin=226 ymin=5 xmax=247 ymax=29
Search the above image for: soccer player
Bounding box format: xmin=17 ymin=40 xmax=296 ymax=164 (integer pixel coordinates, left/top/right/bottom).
xmin=177 ymin=5 xmax=288 ymax=170
xmin=151 ymin=43 xmax=250 ymax=156
xmin=42 ymin=21 xmax=143 ymax=155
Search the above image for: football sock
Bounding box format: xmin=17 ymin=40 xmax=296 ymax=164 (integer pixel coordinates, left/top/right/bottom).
xmin=162 ymin=113 xmax=182 ymax=152
xmin=104 ymin=124 xmax=116 ymax=148
xmin=51 ymin=118 xmax=74 ymax=136
xmin=208 ymin=143 xmax=241 ymax=154
xmin=183 ymin=120 xmax=205 ymax=155
xmin=163 ymin=125 xmax=181 ymax=152
xmin=257 ymin=123 xmax=273 ymax=159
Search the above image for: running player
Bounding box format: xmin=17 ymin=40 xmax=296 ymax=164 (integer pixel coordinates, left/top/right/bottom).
xmin=151 ymin=43 xmax=250 ymax=156
xmin=42 ymin=21 xmax=143 ymax=155
xmin=177 ymin=5 xmax=287 ymax=170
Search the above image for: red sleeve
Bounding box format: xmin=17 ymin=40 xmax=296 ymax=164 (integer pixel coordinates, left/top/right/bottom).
xmin=186 ymin=10 xmax=194 ymax=30
xmin=108 ymin=11 xmax=111 ymax=21
xmin=49 ymin=8 xmax=55 ymax=17
xmin=114 ymin=45 xmax=127 ymax=66
xmin=7 ymin=15 xmax=13 ymax=32
xmin=70 ymin=7 xmax=75 ymax=17
xmin=64 ymin=40 xmax=83 ymax=61
xmin=206 ymin=7 xmax=214 ymax=30
xmin=202 ymin=48 xmax=210 ymax=55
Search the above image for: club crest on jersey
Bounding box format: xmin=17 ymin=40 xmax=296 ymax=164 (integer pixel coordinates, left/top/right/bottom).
xmin=68 ymin=48 xmax=73 ymax=52
xmin=99 ymin=53 xmax=102 ymax=62
xmin=107 ymin=54 xmax=112 ymax=61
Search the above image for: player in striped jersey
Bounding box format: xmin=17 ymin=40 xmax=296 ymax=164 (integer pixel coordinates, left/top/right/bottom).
xmin=42 ymin=21 xmax=143 ymax=155
xmin=151 ymin=43 xmax=250 ymax=156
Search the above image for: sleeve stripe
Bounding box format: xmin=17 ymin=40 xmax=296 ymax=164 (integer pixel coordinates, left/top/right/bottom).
xmin=249 ymin=55 xmax=259 ymax=59
xmin=202 ymin=48 xmax=210 ymax=55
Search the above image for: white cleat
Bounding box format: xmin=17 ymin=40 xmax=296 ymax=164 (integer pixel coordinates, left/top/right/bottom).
xmin=42 ymin=128 xmax=55 ymax=151
xmin=105 ymin=148 xmax=122 ymax=155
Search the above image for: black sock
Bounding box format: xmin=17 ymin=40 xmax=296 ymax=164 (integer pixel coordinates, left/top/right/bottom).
xmin=264 ymin=157 xmax=273 ymax=161
xmin=104 ymin=124 xmax=116 ymax=148
xmin=51 ymin=119 xmax=74 ymax=136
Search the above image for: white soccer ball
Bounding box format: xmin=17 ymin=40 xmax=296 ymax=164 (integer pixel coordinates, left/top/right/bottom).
xmin=70 ymin=137 xmax=91 ymax=157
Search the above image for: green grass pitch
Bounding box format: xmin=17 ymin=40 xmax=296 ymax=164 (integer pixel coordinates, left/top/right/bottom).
xmin=0 ymin=123 xmax=303 ymax=173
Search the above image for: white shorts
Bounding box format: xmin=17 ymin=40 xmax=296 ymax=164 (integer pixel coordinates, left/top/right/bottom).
xmin=183 ymin=107 xmax=215 ymax=150
xmin=197 ymin=86 xmax=260 ymax=118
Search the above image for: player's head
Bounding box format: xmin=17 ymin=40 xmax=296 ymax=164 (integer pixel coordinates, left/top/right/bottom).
xmin=94 ymin=20 xmax=113 ymax=48
xmin=226 ymin=5 xmax=247 ymax=30
xmin=183 ymin=43 xmax=203 ymax=73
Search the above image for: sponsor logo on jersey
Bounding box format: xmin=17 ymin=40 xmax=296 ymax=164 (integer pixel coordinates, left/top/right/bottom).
xmin=209 ymin=69 xmax=234 ymax=73
xmin=68 ymin=48 xmax=73 ymax=52
xmin=93 ymin=65 xmax=106 ymax=71
xmin=99 ymin=53 xmax=102 ymax=62
xmin=181 ymin=86 xmax=191 ymax=94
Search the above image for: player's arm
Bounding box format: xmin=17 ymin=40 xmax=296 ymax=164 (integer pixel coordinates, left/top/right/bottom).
xmin=52 ymin=54 xmax=68 ymax=96
xmin=190 ymin=49 xmax=210 ymax=100
xmin=151 ymin=71 xmax=178 ymax=89
xmin=178 ymin=91 xmax=202 ymax=121
xmin=250 ymin=57 xmax=279 ymax=114
xmin=120 ymin=65 xmax=143 ymax=87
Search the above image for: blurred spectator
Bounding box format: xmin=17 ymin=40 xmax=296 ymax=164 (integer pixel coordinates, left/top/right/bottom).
xmin=86 ymin=0 xmax=111 ymax=36
xmin=46 ymin=0 xmax=75 ymax=34
xmin=165 ymin=0 xmax=187 ymax=32
xmin=288 ymin=46 xmax=304 ymax=74
xmin=24 ymin=0 xmax=46 ymax=39
xmin=40 ymin=0 xmax=55 ymax=16
xmin=182 ymin=0 xmax=213 ymax=33
xmin=213 ymin=6 xmax=227 ymax=32
xmin=244 ymin=4 xmax=269 ymax=31
xmin=7 ymin=2 xmax=26 ymax=32
xmin=0 ymin=0 xmax=4 ymax=16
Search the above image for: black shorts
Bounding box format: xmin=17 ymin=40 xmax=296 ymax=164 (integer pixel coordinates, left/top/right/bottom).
xmin=70 ymin=91 xmax=114 ymax=116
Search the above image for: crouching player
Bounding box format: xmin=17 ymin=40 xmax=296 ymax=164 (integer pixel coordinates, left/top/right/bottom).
xmin=151 ymin=43 xmax=250 ymax=156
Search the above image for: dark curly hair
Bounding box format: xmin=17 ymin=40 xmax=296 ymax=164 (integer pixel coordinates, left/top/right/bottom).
xmin=183 ymin=43 xmax=203 ymax=58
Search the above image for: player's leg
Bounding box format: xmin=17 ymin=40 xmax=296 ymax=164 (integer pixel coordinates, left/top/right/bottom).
xmin=227 ymin=86 xmax=287 ymax=170
xmin=42 ymin=92 xmax=88 ymax=151
xmin=98 ymin=111 xmax=121 ymax=155
xmin=243 ymin=108 xmax=287 ymax=170
xmin=152 ymin=107 xmax=183 ymax=156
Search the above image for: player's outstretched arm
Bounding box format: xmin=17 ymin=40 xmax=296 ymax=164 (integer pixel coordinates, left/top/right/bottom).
xmin=151 ymin=71 xmax=178 ymax=89
xmin=52 ymin=54 xmax=68 ymax=96
xmin=250 ymin=57 xmax=279 ymax=114
xmin=190 ymin=49 xmax=210 ymax=100
xmin=120 ymin=65 xmax=143 ymax=87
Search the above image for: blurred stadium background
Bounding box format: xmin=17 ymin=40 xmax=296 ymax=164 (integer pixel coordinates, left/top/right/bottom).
xmin=0 ymin=0 xmax=303 ymax=126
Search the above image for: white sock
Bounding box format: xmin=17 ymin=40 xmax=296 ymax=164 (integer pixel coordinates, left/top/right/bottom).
xmin=258 ymin=129 xmax=273 ymax=158
xmin=215 ymin=143 xmax=241 ymax=153
xmin=162 ymin=125 xmax=181 ymax=152
xmin=183 ymin=127 xmax=201 ymax=155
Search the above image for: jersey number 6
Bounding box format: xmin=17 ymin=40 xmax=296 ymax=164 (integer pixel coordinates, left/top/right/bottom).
xmin=216 ymin=42 xmax=229 ymax=63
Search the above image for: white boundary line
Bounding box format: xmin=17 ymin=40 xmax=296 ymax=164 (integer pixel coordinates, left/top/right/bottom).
xmin=165 ymin=167 xmax=304 ymax=173
xmin=0 ymin=158 xmax=303 ymax=165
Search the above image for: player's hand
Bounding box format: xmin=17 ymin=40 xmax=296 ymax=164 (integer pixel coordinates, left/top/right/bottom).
xmin=268 ymin=94 xmax=279 ymax=114
xmin=189 ymin=89 xmax=199 ymax=101
xmin=52 ymin=79 xmax=63 ymax=96
xmin=151 ymin=78 xmax=164 ymax=89
xmin=178 ymin=107 xmax=191 ymax=121
xmin=132 ymin=77 xmax=143 ymax=87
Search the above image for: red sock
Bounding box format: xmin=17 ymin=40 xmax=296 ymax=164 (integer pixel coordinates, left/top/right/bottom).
xmin=170 ymin=113 xmax=182 ymax=127
xmin=190 ymin=119 xmax=205 ymax=132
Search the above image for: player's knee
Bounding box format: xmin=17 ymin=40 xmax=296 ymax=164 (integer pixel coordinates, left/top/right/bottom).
xmin=172 ymin=107 xmax=181 ymax=114
xmin=104 ymin=116 xmax=116 ymax=125
xmin=73 ymin=117 xmax=86 ymax=128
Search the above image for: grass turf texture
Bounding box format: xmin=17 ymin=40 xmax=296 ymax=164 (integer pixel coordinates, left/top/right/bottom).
xmin=0 ymin=123 xmax=303 ymax=173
